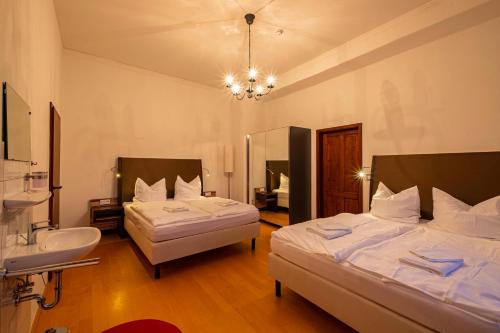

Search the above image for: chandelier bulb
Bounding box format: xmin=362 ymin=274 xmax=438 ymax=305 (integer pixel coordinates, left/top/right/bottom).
xmin=231 ymin=84 xmax=241 ymax=95
xmin=248 ymin=68 xmax=257 ymax=81
xmin=266 ymin=75 xmax=275 ymax=88
xmin=225 ymin=74 xmax=234 ymax=87
xmin=255 ymin=85 xmax=264 ymax=96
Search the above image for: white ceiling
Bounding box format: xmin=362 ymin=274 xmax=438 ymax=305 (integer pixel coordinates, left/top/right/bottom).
xmin=54 ymin=0 xmax=429 ymax=87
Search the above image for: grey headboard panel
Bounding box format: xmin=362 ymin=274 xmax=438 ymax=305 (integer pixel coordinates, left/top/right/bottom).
xmin=117 ymin=157 xmax=203 ymax=203
xmin=369 ymin=152 xmax=500 ymax=219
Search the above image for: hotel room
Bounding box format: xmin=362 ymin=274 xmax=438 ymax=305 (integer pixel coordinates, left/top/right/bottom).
xmin=0 ymin=1 xmax=499 ymax=332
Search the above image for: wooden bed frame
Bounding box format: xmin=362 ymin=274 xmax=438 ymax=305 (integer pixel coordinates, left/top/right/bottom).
xmin=270 ymin=151 xmax=500 ymax=332
xmin=117 ymin=157 xmax=260 ymax=279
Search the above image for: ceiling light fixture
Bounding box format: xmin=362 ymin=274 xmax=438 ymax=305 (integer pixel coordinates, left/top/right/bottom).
xmin=224 ymin=13 xmax=276 ymax=100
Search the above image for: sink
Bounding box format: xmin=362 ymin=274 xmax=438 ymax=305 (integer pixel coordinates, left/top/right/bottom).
xmin=4 ymin=190 xmax=52 ymax=209
xmin=3 ymin=227 xmax=101 ymax=271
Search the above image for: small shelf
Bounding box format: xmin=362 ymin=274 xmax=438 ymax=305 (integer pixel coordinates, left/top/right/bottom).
xmin=4 ymin=191 xmax=52 ymax=209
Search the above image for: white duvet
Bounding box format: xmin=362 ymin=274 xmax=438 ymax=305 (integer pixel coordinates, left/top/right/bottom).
xmin=272 ymin=213 xmax=415 ymax=262
xmin=186 ymin=197 xmax=258 ymax=217
xmin=129 ymin=201 xmax=211 ymax=227
xmin=348 ymin=227 xmax=500 ymax=322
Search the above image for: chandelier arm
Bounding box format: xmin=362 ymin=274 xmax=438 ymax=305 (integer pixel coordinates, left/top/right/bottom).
xmin=235 ymin=92 xmax=245 ymax=100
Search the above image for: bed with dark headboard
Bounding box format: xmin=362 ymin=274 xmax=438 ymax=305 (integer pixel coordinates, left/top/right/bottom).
xmin=117 ymin=156 xmax=260 ymax=280
xmin=369 ymin=151 xmax=500 ymax=219
xmin=270 ymin=151 xmax=500 ymax=333
xmin=266 ymin=160 xmax=288 ymax=191
xmin=117 ymin=157 xmax=203 ymax=203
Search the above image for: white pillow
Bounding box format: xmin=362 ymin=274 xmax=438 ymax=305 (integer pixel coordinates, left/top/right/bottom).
xmin=134 ymin=178 xmax=166 ymax=202
xmin=174 ymin=175 xmax=202 ymax=200
xmin=432 ymin=188 xmax=500 ymax=240
xmin=279 ymin=173 xmax=289 ymax=190
xmin=370 ymin=182 xmax=420 ymax=223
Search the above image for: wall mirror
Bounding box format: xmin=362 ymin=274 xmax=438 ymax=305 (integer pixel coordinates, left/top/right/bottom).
xmin=2 ymin=82 xmax=31 ymax=161
xmin=247 ymin=126 xmax=311 ymax=226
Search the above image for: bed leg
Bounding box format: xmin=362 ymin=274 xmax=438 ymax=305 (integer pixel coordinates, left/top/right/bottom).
xmin=275 ymin=280 xmax=281 ymax=297
xmin=251 ymin=238 xmax=256 ymax=251
xmin=154 ymin=265 xmax=161 ymax=279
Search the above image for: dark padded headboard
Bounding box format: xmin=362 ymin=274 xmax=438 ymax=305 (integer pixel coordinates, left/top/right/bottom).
xmin=369 ymin=152 xmax=500 ymax=219
xmin=117 ymin=157 xmax=203 ymax=203
xmin=266 ymin=160 xmax=289 ymax=192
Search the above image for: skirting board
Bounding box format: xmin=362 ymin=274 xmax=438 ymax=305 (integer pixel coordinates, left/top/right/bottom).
xmin=125 ymin=218 xmax=260 ymax=265
xmin=268 ymin=253 xmax=432 ymax=333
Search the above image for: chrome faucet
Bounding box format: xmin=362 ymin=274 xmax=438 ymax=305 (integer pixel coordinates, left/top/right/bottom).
xmin=27 ymin=220 xmax=58 ymax=245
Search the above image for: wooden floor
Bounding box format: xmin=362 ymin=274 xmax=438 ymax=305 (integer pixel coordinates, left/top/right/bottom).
xmin=259 ymin=210 xmax=290 ymax=227
xmin=33 ymin=224 xmax=356 ymax=333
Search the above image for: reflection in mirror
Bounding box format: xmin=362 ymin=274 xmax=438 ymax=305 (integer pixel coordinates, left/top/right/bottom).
xmin=249 ymin=127 xmax=290 ymax=227
xmin=2 ymin=82 xmax=31 ymax=161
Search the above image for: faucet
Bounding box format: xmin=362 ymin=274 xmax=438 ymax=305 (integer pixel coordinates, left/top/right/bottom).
xmin=27 ymin=220 xmax=58 ymax=245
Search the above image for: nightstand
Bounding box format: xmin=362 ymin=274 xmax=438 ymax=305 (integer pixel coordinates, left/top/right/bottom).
xmin=255 ymin=191 xmax=278 ymax=211
xmin=203 ymin=190 xmax=216 ymax=197
xmin=89 ymin=198 xmax=123 ymax=233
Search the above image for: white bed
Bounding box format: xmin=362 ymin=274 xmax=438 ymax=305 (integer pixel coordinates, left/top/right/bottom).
xmin=270 ymin=220 xmax=499 ymax=333
xmin=272 ymin=188 xmax=289 ymax=208
xmin=124 ymin=197 xmax=260 ymax=279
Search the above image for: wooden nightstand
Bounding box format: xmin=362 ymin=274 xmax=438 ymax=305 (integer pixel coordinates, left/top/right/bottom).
xmin=255 ymin=191 xmax=278 ymax=211
xmin=89 ymin=198 xmax=123 ymax=232
xmin=203 ymin=190 xmax=217 ymax=197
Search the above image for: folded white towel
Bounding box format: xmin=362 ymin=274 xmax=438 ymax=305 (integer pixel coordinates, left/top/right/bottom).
xmin=163 ymin=207 xmax=189 ymax=213
xmin=317 ymin=213 xmax=374 ymax=231
xmin=306 ymin=226 xmax=352 ymax=240
xmin=316 ymin=222 xmax=351 ymax=231
xmin=213 ymin=200 xmax=239 ymax=207
xmin=399 ymin=256 xmax=464 ymax=277
xmin=410 ymin=246 xmax=463 ymax=263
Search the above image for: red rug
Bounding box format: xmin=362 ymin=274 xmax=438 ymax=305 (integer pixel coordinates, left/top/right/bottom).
xmin=102 ymin=319 xmax=181 ymax=333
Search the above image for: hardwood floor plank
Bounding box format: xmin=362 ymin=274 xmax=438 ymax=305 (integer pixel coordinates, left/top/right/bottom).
xmin=34 ymin=224 xmax=355 ymax=333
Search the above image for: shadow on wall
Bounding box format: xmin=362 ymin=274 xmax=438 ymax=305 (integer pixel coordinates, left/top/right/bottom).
xmin=372 ymin=80 xmax=425 ymax=154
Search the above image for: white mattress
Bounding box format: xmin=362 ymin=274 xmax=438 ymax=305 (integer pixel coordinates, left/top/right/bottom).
xmin=273 ymin=188 xmax=289 ymax=208
xmin=124 ymin=204 xmax=259 ymax=242
xmin=271 ymin=234 xmax=499 ymax=332
xmin=348 ymin=226 xmax=500 ymax=324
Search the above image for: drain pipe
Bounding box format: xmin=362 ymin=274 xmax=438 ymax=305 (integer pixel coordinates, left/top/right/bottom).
xmin=16 ymin=270 xmax=63 ymax=309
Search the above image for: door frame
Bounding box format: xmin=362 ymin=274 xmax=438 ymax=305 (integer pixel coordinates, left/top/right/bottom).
xmin=49 ymin=102 xmax=61 ymax=226
xmin=316 ymin=123 xmax=362 ymax=218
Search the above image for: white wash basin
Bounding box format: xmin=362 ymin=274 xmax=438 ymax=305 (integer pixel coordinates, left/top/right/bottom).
xmin=3 ymin=190 xmax=52 ymax=209
xmin=3 ymin=227 xmax=101 ymax=271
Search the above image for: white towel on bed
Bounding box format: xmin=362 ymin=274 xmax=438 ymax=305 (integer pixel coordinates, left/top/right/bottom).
xmin=399 ymin=256 xmax=464 ymax=277
xmin=130 ymin=201 xmax=211 ymax=227
xmin=306 ymin=226 xmax=352 ymax=240
xmin=316 ymin=213 xmax=374 ymax=231
xmin=410 ymin=245 xmax=464 ymax=263
xmin=187 ymin=197 xmax=256 ymax=217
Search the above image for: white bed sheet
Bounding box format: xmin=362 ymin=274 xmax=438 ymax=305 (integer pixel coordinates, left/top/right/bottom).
xmin=124 ymin=204 xmax=259 ymax=242
xmin=273 ymin=188 xmax=289 ymax=208
xmin=348 ymin=226 xmax=500 ymax=324
xmin=271 ymin=236 xmax=498 ymax=332
xmin=271 ymin=213 xmax=415 ymax=262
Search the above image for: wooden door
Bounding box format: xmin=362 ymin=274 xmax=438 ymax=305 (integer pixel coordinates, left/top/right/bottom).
xmin=317 ymin=124 xmax=362 ymax=217
xmin=49 ymin=102 xmax=62 ymax=226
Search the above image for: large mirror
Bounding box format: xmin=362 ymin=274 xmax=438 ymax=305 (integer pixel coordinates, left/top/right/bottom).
xmin=2 ymin=82 xmax=31 ymax=161
xmin=249 ymin=127 xmax=290 ymax=226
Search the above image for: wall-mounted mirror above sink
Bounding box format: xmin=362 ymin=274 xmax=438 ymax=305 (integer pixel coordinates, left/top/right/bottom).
xmin=2 ymin=82 xmax=31 ymax=162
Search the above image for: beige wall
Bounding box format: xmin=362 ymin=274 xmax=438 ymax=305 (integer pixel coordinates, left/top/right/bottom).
xmin=0 ymin=0 xmax=62 ymax=332
xmin=60 ymin=50 xmax=233 ymax=228
xmin=232 ymin=16 xmax=500 ymax=214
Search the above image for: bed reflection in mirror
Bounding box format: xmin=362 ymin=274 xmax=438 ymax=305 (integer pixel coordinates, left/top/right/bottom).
xmin=248 ymin=126 xmax=311 ymax=227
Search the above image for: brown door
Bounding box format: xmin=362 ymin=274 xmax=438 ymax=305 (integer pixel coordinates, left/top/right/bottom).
xmin=317 ymin=123 xmax=362 ymax=217
xmin=49 ymin=102 xmax=62 ymax=226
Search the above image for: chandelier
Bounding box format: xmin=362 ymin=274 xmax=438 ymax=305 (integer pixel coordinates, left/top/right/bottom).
xmin=224 ymin=13 xmax=276 ymax=100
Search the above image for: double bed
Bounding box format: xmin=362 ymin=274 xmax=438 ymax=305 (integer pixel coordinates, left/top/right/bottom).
xmin=118 ymin=157 xmax=260 ymax=279
xmin=269 ymin=152 xmax=500 ymax=333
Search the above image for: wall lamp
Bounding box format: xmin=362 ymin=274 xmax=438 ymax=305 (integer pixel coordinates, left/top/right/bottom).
xmin=355 ymin=167 xmax=372 ymax=181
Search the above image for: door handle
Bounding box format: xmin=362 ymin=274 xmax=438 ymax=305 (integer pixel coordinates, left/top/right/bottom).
xmin=53 ymin=186 xmax=63 ymax=190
